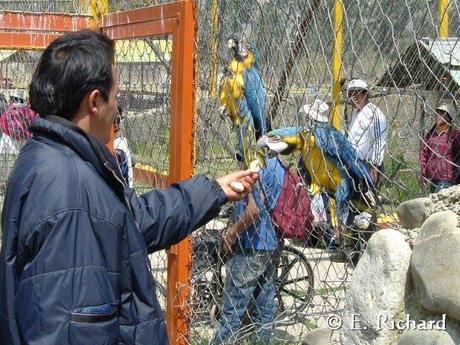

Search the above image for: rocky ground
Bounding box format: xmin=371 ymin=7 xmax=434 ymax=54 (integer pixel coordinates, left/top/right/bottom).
xmin=304 ymin=184 xmax=460 ymax=345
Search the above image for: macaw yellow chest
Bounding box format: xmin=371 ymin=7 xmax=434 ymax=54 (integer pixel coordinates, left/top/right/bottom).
xmin=219 ymin=52 xmax=256 ymax=126
xmin=302 ymin=136 xmax=342 ymax=193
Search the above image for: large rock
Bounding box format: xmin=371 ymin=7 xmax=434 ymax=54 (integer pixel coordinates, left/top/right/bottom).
xmin=398 ymin=330 xmax=455 ymax=345
xmin=301 ymin=328 xmax=339 ymax=345
xmin=411 ymin=210 xmax=460 ymax=322
xmin=340 ymin=229 xmax=412 ymax=345
xmin=397 ymin=198 xmax=429 ymax=229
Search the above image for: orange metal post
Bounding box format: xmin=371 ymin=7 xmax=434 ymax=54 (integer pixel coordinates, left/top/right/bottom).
xmin=166 ymin=2 xmax=196 ymax=343
xmin=101 ymin=2 xmax=197 ymax=343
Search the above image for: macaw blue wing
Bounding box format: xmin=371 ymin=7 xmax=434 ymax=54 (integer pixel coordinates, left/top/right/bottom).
xmin=243 ymin=66 xmax=267 ymax=140
xmin=235 ymin=96 xmax=257 ymax=164
xmin=313 ymin=122 xmax=375 ymax=189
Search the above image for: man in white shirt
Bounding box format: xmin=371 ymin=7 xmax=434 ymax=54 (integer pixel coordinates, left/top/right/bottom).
xmin=347 ymin=79 xmax=388 ymax=185
xmin=114 ymin=106 xmax=135 ymax=187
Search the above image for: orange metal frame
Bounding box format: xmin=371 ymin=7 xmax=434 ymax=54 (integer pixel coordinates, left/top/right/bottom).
xmin=0 ymin=2 xmax=196 ymax=344
xmin=0 ymin=11 xmax=91 ymax=49
xmin=101 ymin=2 xmax=196 ymax=344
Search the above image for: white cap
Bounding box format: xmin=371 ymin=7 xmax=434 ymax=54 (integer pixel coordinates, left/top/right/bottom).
xmin=9 ymin=90 xmax=25 ymax=102
xmin=301 ymin=99 xmax=330 ymax=123
xmin=347 ymin=79 xmax=369 ymax=92
xmin=436 ymin=102 xmax=456 ymax=116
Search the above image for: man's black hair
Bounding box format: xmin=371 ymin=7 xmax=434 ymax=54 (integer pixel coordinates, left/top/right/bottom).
xmin=115 ymin=105 xmax=123 ymax=126
xmin=29 ymin=29 xmax=115 ymax=120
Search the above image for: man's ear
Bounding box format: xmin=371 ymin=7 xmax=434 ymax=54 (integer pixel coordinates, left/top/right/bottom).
xmin=87 ymin=89 xmax=102 ymax=117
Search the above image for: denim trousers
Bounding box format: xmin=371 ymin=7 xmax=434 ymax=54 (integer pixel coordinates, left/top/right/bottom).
xmin=210 ymin=248 xmax=278 ymax=344
xmin=430 ymin=180 xmax=453 ymax=193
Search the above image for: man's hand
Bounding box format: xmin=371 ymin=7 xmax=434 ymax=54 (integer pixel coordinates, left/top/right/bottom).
xmin=216 ymin=170 xmax=259 ymax=202
xmin=369 ymin=167 xmax=379 ymax=185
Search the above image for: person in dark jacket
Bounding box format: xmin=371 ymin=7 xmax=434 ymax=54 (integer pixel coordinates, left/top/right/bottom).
xmin=0 ymin=30 xmax=258 ymax=345
xmin=420 ymin=102 xmax=460 ymax=193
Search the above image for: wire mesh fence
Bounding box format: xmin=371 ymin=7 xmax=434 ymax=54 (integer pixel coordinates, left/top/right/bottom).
xmin=189 ymin=1 xmax=460 ymax=343
xmin=0 ymin=0 xmax=460 ymax=344
xmin=115 ymin=36 xmax=174 ymax=311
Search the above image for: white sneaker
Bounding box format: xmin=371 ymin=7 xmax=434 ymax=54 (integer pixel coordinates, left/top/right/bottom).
xmin=353 ymin=212 xmax=372 ymax=229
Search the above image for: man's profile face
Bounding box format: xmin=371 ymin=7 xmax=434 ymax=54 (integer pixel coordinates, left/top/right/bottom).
xmin=98 ymin=66 xmax=119 ymax=143
xmin=348 ymin=89 xmax=367 ymax=109
xmin=435 ymin=110 xmax=450 ymax=127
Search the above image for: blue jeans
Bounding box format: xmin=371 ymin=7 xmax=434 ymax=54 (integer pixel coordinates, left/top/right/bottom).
xmin=210 ymin=249 xmax=279 ymax=344
xmin=430 ymin=180 xmax=453 ymax=193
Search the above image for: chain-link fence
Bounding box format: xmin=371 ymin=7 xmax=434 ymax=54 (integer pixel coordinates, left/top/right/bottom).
xmin=190 ymin=1 xmax=460 ymax=343
xmin=0 ymin=0 xmax=460 ymax=344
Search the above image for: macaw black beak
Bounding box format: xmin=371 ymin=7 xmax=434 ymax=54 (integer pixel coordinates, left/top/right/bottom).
xmin=256 ymin=135 xmax=269 ymax=151
xmin=266 ymin=150 xmax=279 ymax=159
xmin=256 ymin=135 xmax=280 ymax=159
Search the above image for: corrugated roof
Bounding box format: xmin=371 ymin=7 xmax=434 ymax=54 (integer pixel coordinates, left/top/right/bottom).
xmin=377 ymin=37 xmax=460 ymax=92
xmin=450 ymin=70 xmax=460 ymax=86
xmin=0 ymin=50 xmax=16 ymax=61
xmin=420 ymin=37 xmax=460 ymax=66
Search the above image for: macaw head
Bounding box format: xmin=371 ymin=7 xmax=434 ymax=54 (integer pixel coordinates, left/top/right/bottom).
xmin=256 ymin=127 xmax=306 ymax=158
xmin=227 ymin=33 xmax=251 ymax=60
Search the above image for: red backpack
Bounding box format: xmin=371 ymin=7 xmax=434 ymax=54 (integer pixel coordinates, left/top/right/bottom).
xmin=270 ymin=161 xmax=313 ymax=240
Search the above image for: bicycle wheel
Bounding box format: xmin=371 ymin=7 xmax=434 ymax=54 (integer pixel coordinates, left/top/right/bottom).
xmin=189 ymin=229 xmax=223 ymax=324
xmin=276 ymin=245 xmax=314 ymax=316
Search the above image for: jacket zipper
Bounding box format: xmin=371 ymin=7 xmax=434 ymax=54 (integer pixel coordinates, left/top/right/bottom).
xmin=103 ymin=161 xmax=134 ymax=214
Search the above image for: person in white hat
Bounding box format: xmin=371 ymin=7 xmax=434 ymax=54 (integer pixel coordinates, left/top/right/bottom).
xmin=301 ymin=98 xmax=330 ymax=123
xmin=347 ymin=79 xmax=388 ymax=184
xmin=420 ymin=102 xmax=460 ymax=193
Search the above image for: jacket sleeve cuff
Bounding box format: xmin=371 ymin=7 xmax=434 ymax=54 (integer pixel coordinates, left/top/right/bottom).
xmin=209 ymin=178 xmax=228 ymax=205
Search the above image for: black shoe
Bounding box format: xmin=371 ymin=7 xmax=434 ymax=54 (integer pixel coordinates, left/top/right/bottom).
xmin=219 ymin=203 xmax=234 ymax=218
xmin=329 ymin=249 xmax=348 ymax=262
xmin=326 ymin=237 xmax=340 ymax=252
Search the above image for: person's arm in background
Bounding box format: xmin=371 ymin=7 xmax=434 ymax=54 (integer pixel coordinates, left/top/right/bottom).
xmin=222 ymin=193 xmax=260 ymax=254
xmin=368 ymin=108 xmax=387 ymax=183
xmin=126 ymin=170 xmax=258 ymax=253
xmin=452 ymin=128 xmax=460 ymax=184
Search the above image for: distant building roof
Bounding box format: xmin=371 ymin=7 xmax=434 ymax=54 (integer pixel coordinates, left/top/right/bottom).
xmin=0 ymin=49 xmax=40 ymax=63
xmin=420 ymin=38 xmax=460 ymax=66
xmin=378 ymin=37 xmax=460 ymax=94
xmin=115 ymin=39 xmax=171 ymax=64
xmin=0 ymin=39 xmax=172 ymax=65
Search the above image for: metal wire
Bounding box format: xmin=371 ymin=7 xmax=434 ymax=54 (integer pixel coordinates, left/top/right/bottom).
xmin=0 ymin=1 xmax=459 ymax=344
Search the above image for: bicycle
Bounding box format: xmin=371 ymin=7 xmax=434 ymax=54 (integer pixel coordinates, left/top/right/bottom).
xmin=189 ymin=227 xmax=315 ymax=326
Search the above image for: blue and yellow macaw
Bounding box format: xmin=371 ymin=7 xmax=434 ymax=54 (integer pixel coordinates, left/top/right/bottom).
xmin=219 ymin=33 xmax=267 ymax=166
xmin=256 ymin=124 xmax=376 ymax=217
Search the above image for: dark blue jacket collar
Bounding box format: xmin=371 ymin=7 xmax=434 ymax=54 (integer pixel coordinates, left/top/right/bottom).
xmin=29 ymin=115 xmax=126 ymax=199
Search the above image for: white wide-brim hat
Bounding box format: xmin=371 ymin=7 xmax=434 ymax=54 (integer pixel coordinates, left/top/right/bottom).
xmin=436 ymin=102 xmax=456 ymax=117
xmin=301 ymin=99 xmax=330 ymax=123
xmin=347 ymin=79 xmax=369 ymax=92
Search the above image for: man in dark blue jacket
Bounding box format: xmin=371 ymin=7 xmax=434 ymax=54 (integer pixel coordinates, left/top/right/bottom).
xmin=0 ymin=30 xmax=258 ymax=345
